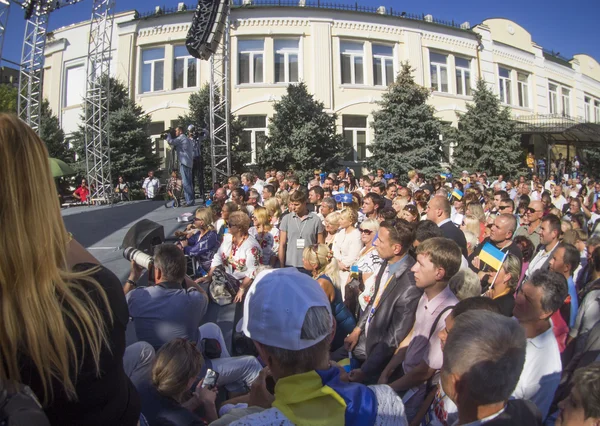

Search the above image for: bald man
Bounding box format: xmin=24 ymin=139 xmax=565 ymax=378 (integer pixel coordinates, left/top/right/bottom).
xmin=514 ymin=200 xmax=544 ymax=250
xmin=469 ymin=213 xmax=523 ymax=292
xmin=427 ymin=195 xmax=468 ymax=258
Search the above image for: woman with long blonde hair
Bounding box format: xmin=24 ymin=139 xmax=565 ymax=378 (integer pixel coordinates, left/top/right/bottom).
xmin=249 ymin=206 xmax=280 ymax=266
xmin=302 ymin=244 xmax=356 ymax=351
xmin=0 ymin=114 xmax=140 ymax=424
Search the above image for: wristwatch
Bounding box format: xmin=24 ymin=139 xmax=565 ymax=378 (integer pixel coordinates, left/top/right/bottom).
xmin=126 ymin=279 xmax=137 ymax=287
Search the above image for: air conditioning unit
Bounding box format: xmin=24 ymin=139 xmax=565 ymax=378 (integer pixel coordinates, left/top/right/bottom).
xmin=460 ymin=21 xmax=470 ymax=29
xmin=376 ymin=6 xmax=385 ymax=14
xmin=177 ymin=2 xmax=187 ymax=11
xmin=242 ymin=0 xmax=253 ymax=5
xmin=154 ymin=6 xmax=162 ymax=14
xmin=424 ymin=14 xmax=433 ymax=22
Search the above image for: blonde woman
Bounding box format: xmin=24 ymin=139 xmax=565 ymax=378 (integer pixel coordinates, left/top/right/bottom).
xmin=249 ymin=206 xmax=279 ymax=266
xmin=275 ymin=189 xmax=290 ymax=213
xmin=346 ymin=219 xmax=382 ymax=314
xmin=460 ymin=214 xmax=484 ymax=243
xmin=324 ymin=211 xmax=341 ymax=249
xmin=302 ymin=245 xmax=356 ymax=351
xmin=392 ymin=196 xmax=409 ymax=216
xmin=264 ymin=197 xmax=282 ymax=228
xmin=139 ymin=338 xmax=218 ymax=424
xmin=482 ymin=254 xmax=521 ymax=317
xmin=332 ymin=208 xmax=363 ymax=295
xmin=180 ymin=207 xmax=219 ymax=272
xmin=0 ymin=114 xmax=139 ymax=424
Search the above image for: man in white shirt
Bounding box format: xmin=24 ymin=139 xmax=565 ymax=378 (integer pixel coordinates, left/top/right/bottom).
xmin=491 ymin=174 xmax=507 ymax=190
xmin=525 ymin=214 xmax=561 ymax=281
xmin=142 ymin=170 xmax=160 ymax=200
xmin=551 ymin=184 xmax=567 ymax=211
xmin=512 ymin=269 xmax=568 ymax=420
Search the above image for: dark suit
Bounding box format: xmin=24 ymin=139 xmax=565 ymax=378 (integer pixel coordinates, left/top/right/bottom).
xmin=351 ymin=256 xmax=422 ymax=377
xmin=439 ymin=220 xmax=468 ymax=258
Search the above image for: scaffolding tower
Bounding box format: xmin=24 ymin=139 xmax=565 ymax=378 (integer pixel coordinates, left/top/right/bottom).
xmin=84 ymin=0 xmax=115 ymax=203
xmin=208 ymin=16 xmax=231 ymax=186
xmin=0 ymin=0 xmax=9 ymax=62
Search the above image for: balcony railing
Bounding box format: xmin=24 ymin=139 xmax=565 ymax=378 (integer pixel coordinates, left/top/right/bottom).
xmin=137 ymin=0 xmax=469 ymax=31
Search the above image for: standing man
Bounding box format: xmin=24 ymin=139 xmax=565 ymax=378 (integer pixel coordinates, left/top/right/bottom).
xmin=552 ymin=184 xmax=568 ymax=211
xmin=512 ymin=270 xmax=567 ymax=420
xmin=362 ymin=193 xmax=385 ymax=223
xmin=73 ymin=178 xmax=90 ymax=203
xmin=278 ymin=189 xmax=324 ymax=272
xmin=514 ymin=200 xmax=544 ymax=250
xmin=549 ymin=243 xmax=580 ymax=328
xmin=525 ymin=214 xmax=562 ymax=281
xmin=341 ymin=219 xmax=422 ymax=384
xmin=427 ymin=196 xmax=468 ymax=258
xmin=142 ymin=171 xmax=160 ymax=200
xmin=308 ymin=186 xmax=324 ymax=214
xmin=188 ymin=125 xmax=205 ymax=201
xmin=167 ymin=126 xmax=195 ymax=207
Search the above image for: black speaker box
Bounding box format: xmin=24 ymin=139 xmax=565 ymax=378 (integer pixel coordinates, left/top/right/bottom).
xmin=186 ymin=0 xmax=229 ymax=60
xmin=121 ymin=219 xmax=165 ymax=254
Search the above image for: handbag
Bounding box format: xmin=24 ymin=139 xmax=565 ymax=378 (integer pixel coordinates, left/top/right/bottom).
xmin=208 ymin=265 xmax=240 ymax=306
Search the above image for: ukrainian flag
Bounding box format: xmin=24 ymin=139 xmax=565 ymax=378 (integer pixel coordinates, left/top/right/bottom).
xmin=273 ymin=367 xmax=378 ymax=426
xmin=451 ymin=189 xmax=463 ymax=200
xmin=479 ymin=242 xmax=505 ymax=271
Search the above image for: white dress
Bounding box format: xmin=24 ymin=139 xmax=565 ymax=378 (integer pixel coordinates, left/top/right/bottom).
xmin=249 ymin=227 xmax=280 ymax=265
xmin=332 ymin=227 xmax=363 ymax=295
xmin=211 ymin=234 xmax=262 ymax=281
xmin=355 ymin=246 xmax=383 ymax=311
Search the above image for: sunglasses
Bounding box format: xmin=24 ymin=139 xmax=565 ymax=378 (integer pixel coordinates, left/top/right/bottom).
xmin=527 ymin=207 xmax=542 ymax=214
xmin=359 ymin=228 xmax=373 ymax=235
xmin=498 ymin=205 xmax=510 ymax=211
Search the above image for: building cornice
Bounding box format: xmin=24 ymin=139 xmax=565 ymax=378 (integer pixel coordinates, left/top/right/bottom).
xmin=138 ymin=23 xmax=190 ymax=38
xmin=492 ymin=45 xmax=535 ymax=67
xmin=545 ymin=60 xmax=576 ymax=82
xmin=235 ymin=18 xmax=309 ymax=27
xmin=332 ymin=20 xmax=403 ymax=35
xmin=44 ymin=38 xmax=68 ymax=56
xmin=422 ymin=32 xmax=477 ymax=49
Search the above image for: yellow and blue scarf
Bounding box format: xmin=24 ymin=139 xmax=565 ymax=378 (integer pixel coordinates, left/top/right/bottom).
xmin=272 ymin=367 xmax=378 ymax=426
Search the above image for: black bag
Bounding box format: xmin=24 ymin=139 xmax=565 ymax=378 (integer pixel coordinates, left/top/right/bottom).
xmin=202 ymin=338 xmax=222 ymax=359
xmin=208 ymin=265 xmax=240 ymax=306
xmin=0 ymin=382 xmax=50 ymax=426
xmin=344 ymin=277 xmax=364 ymax=321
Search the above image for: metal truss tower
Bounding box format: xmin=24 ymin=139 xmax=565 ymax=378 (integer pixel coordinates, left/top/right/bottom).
xmin=0 ymin=0 xmax=9 ymax=62
xmin=84 ymin=0 xmax=115 ymax=204
xmin=18 ymin=4 xmax=50 ymax=133
xmin=208 ymin=16 xmax=231 ymax=186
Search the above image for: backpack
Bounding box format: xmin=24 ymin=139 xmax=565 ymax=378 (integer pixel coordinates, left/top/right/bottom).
xmin=208 ymin=265 xmax=240 ymax=306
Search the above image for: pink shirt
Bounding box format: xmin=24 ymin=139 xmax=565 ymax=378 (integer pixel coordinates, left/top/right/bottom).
xmin=403 ymin=285 xmax=458 ymax=373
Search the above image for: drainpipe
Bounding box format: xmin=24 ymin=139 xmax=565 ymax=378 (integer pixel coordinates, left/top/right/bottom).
xmin=475 ymin=33 xmax=483 ymax=81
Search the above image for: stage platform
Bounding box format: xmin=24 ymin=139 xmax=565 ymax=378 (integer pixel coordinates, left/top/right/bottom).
xmin=62 ymin=200 xmax=236 ymax=350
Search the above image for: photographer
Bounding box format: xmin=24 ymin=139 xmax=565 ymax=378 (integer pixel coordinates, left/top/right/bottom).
xmin=188 ymin=125 xmax=205 ymax=201
xmin=124 ymin=244 xmax=209 ymax=349
xmin=166 ymin=126 xmax=195 ymax=207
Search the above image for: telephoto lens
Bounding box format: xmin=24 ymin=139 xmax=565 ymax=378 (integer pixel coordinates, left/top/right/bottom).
xmin=123 ymin=247 xmax=154 ymax=270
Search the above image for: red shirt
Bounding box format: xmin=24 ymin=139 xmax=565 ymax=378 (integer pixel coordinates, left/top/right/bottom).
xmin=74 ymin=186 xmax=90 ymax=202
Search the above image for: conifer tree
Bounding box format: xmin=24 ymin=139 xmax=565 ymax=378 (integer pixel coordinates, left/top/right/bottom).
xmin=40 ymin=99 xmax=72 ymax=162
xmin=257 ymin=82 xmax=348 ymax=182
xmin=367 ymin=62 xmax=444 ymax=178
xmin=452 ymin=79 xmax=523 ymax=177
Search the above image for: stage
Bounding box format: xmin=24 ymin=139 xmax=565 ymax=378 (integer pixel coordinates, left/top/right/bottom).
xmin=62 ymin=200 xmax=237 ymax=350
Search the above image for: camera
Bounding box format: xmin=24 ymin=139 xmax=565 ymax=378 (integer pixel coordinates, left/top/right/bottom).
xmin=160 ymin=127 xmax=174 ymax=139
xmin=123 ymin=247 xmax=155 ymax=281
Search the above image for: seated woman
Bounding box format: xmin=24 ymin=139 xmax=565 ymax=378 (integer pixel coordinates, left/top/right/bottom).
xmin=482 ymin=254 xmax=521 ymax=317
xmin=302 ymin=244 xmax=356 ymax=352
xmin=249 ymin=206 xmax=279 ymax=267
xmin=198 ymin=211 xmax=262 ymax=303
xmin=136 ymin=338 xmax=218 ymax=426
xmin=215 ymin=201 xmax=236 ymax=242
xmin=181 ymin=207 xmax=219 ymax=274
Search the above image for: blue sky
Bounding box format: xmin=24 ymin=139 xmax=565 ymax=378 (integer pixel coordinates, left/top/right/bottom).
xmin=2 ymin=0 xmax=599 ymax=67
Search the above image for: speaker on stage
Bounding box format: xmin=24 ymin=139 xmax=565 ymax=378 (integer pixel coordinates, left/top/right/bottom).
xmin=121 ymin=219 xmax=165 ymax=254
xmin=186 ymin=0 xmax=229 ymax=60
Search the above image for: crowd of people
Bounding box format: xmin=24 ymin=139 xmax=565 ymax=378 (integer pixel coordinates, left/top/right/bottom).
xmin=2 ymin=110 xmax=600 ymax=426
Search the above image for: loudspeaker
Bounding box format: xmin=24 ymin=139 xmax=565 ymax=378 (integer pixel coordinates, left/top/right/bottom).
xmin=186 ymin=0 xmax=229 ymax=60
xmin=121 ymin=219 xmax=165 ymax=254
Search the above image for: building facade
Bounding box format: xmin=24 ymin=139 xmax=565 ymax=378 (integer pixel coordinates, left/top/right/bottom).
xmin=42 ymin=2 xmax=600 ymax=171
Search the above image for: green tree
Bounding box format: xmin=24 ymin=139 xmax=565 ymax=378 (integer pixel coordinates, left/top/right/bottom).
xmin=0 ymin=84 xmax=18 ymax=113
xmin=71 ymin=77 xmax=160 ymax=183
xmin=40 ymin=99 xmax=72 ymax=162
xmin=367 ymin=62 xmax=444 ymax=179
xmin=257 ymin=82 xmax=348 ymax=182
xmin=177 ymin=84 xmax=248 ymax=187
xmin=452 ymin=79 xmax=523 ymax=177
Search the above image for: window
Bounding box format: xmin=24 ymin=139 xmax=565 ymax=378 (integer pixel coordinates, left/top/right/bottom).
xmin=141 ymin=47 xmax=165 ymax=93
xmin=430 ymin=52 xmax=448 ymax=93
xmin=340 ymin=41 xmax=365 ymax=85
xmin=595 ymin=100 xmax=600 ymax=123
xmin=173 ymin=46 xmax=198 ymax=89
xmin=342 ymin=115 xmax=368 ymax=162
xmin=585 ymin=97 xmax=592 ymax=122
xmin=240 ymin=115 xmax=267 ymax=163
xmin=517 ymin=72 xmax=529 ymax=108
xmin=64 ymin=65 xmax=85 ymax=107
xmin=548 ymin=83 xmax=558 ymax=114
xmin=498 ymin=67 xmax=511 ymax=104
xmin=372 ymin=44 xmax=394 ymax=86
xmin=274 ymin=39 xmax=299 ymax=83
xmin=561 ymin=87 xmax=571 ymax=116
xmin=455 ymin=57 xmax=471 ymax=96
xmin=238 ymin=40 xmax=264 ymax=84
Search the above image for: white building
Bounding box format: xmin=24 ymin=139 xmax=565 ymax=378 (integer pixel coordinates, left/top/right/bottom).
xmin=42 ymin=2 xmax=600 ymax=171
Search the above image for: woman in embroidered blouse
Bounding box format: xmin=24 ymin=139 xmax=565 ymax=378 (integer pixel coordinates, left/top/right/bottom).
xmin=352 ymin=219 xmax=383 ymax=314
xmin=199 ymin=211 xmax=262 ymax=303
xmin=264 ymin=198 xmax=282 ymax=229
xmin=332 ymin=208 xmax=363 ymax=297
xmin=180 ymin=207 xmax=219 ymax=273
xmin=249 ymin=206 xmax=279 ymax=267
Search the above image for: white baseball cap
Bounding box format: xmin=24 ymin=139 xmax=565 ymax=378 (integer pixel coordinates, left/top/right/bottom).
xmin=188 ymin=124 xmax=195 ymax=131
xmin=237 ymin=268 xmax=332 ymax=351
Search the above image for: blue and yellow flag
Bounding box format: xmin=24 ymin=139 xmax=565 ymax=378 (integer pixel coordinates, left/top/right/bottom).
xmin=479 ymin=242 xmax=506 ymax=271
xmin=272 ymin=367 xmax=378 ymax=426
xmin=451 ymin=188 xmax=463 ymax=200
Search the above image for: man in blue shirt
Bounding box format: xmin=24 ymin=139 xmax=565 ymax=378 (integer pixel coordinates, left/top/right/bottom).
xmin=167 ymin=126 xmax=195 ymax=207
xmin=549 ymin=243 xmax=580 ymax=327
